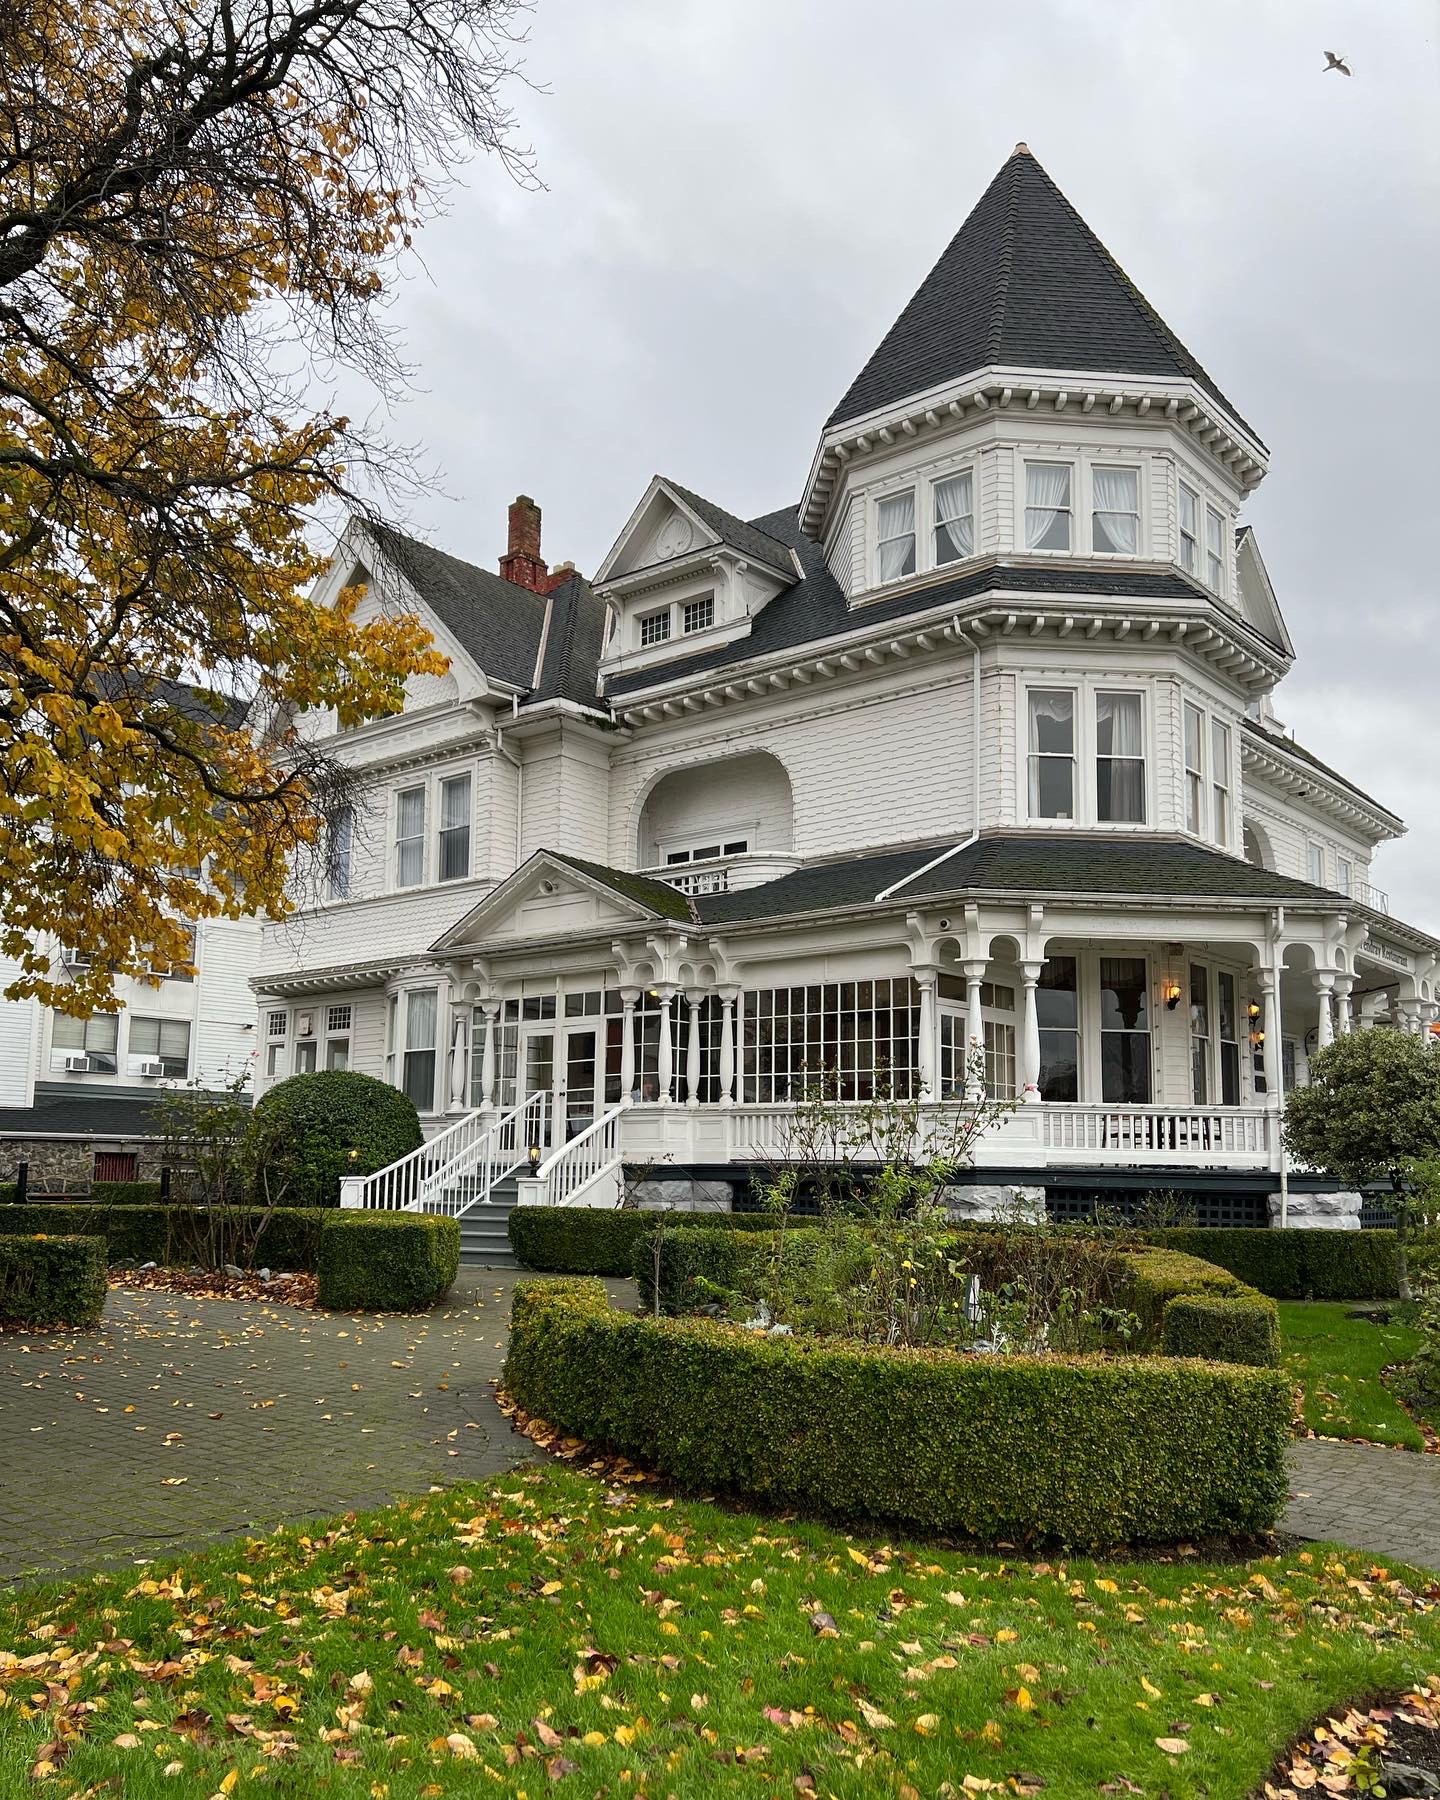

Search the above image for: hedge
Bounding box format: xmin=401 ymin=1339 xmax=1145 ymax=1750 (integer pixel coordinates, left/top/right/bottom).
xmin=504 ymin=1278 xmax=1291 ymax=1548
xmin=0 ymin=1203 xmax=325 ymax=1269
xmin=1162 ymin=1294 xmax=1281 ymax=1367
xmin=1148 ymin=1227 xmax=1398 ymax=1299
xmin=1113 ymin=1246 xmax=1262 ymax=1339
xmin=248 ymin=1069 xmax=424 ymax=1208
xmin=317 ymin=1213 xmax=459 ymax=1312
xmin=509 ymin=1205 xmax=793 ymax=1275
xmin=90 ymin=1180 xmax=164 ymax=1206
xmin=0 ymin=1234 xmax=107 ymax=1328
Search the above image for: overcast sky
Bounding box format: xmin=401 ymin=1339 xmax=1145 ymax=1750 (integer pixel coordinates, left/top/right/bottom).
xmin=346 ymin=0 xmax=1440 ymax=920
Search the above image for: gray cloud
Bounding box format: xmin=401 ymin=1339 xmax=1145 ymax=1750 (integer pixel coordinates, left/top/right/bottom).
xmin=347 ymin=0 xmax=1440 ymax=919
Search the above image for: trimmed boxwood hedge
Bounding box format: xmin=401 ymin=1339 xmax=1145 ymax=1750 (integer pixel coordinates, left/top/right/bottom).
xmin=90 ymin=1180 xmax=164 ymax=1205
xmin=249 ymin=1069 xmax=424 ymax=1208
xmin=0 ymin=1233 xmax=107 ymax=1328
xmin=0 ymin=1203 xmax=326 ymax=1269
xmin=509 ymin=1205 xmax=792 ymax=1275
xmin=317 ymin=1213 xmax=459 ymax=1312
xmin=1147 ymin=1227 xmax=1398 ymax=1300
xmin=1163 ymin=1293 xmax=1281 ymax=1367
xmin=504 ymin=1278 xmax=1291 ymax=1548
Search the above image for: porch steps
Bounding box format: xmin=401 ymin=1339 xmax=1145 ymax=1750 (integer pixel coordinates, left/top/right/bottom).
xmin=448 ymin=1174 xmax=522 ymax=1268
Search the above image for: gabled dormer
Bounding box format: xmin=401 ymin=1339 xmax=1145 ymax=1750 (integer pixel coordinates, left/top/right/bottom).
xmin=804 ymin=145 xmax=1270 ymax=616
xmin=594 ymin=476 xmax=798 ymax=680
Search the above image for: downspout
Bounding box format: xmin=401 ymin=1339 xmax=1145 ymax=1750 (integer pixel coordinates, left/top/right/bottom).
xmin=492 ymin=693 xmax=523 ymax=870
xmin=1271 ymin=905 xmax=1289 ymax=1229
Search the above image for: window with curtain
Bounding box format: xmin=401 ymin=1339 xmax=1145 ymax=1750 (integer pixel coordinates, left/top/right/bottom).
xmin=1099 ymin=956 xmax=1151 ymax=1104
xmin=1096 ymin=691 xmax=1145 ymax=823
xmin=932 ymin=472 xmax=973 ymax=564
xmin=1211 ymin=719 xmax=1231 ymax=845
xmin=1178 ymin=484 xmax=1200 ymax=574
xmin=438 ymin=773 xmax=471 ymax=882
xmin=395 ymin=786 xmax=425 ymax=887
xmin=1206 ymin=508 xmax=1225 ymax=591
xmin=1184 ymin=702 xmax=1205 ymax=834
xmin=51 ymin=1012 xmax=119 ymax=1072
xmin=1037 ymin=957 xmax=1079 ymax=1102
xmin=402 ymin=988 xmax=438 ymax=1111
xmin=1028 ymin=689 xmax=1075 ymax=819
xmin=130 ymin=1016 xmax=191 ymax=1078
xmin=1189 ymin=963 xmax=1211 ymax=1105
xmin=1217 ymin=971 xmax=1240 ymax=1105
xmin=1025 ymin=463 xmax=1071 ymax=550
xmin=876 ymin=491 xmax=916 ymax=581
xmin=1091 ymin=467 xmax=1139 ymax=553
xmin=326 ymin=805 xmax=354 ymax=898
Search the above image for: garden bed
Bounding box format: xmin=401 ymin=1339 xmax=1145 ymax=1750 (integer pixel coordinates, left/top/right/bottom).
xmin=108 ymin=1265 xmax=320 ymax=1308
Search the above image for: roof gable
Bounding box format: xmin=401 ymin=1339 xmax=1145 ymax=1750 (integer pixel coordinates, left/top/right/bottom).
xmin=429 ymin=851 xmax=693 ymax=954
xmin=594 ymin=477 xmax=793 ymax=586
xmin=827 ymin=145 xmax=1257 ymax=442
xmin=1233 ymin=527 xmax=1294 ymax=659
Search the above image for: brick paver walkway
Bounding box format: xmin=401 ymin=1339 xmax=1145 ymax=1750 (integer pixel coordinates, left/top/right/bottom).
xmin=1287 ymin=1439 xmax=1440 ymax=1570
xmin=0 ymin=1274 xmax=627 ymax=1588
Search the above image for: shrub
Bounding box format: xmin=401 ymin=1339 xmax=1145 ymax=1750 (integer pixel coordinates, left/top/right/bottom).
xmin=0 ymin=1203 xmax=325 ymax=1269
xmin=504 ymin=1279 xmax=1291 ymax=1549
xmin=510 ymin=1205 xmax=791 ymax=1276
xmin=248 ymin=1070 xmax=423 ymax=1208
xmin=1115 ymin=1246 xmax=1256 ymax=1340
xmin=0 ymin=1234 xmax=107 ymax=1328
xmin=1162 ymin=1294 xmax=1281 ymax=1367
xmin=90 ymin=1180 xmax=163 ymax=1206
xmin=1148 ymin=1227 xmax=1398 ymax=1300
xmin=317 ymin=1212 xmax=459 ymax=1312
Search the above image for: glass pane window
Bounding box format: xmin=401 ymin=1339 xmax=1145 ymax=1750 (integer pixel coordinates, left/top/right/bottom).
xmin=1096 ymin=691 xmax=1145 ymax=823
xmin=326 ymin=805 xmax=354 ymax=898
xmin=682 ymin=595 xmax=714 ymax=634
xmin=1028 ymin=689 xmax=1075 ymax=819
xmin=1025 ymin=463 xmax=1071 ymax=550
xmin=438 ymin=774 xmax=471 ymax=882
xmin=741 ymin=979 xmax=917 ymax=1103
xmin=876 ymin=491 xmax=916 ymax=581
xmin=294 ymin=1040 xmax=318 ymax=1074
xmin=130 ymin=1016 xmax=191 ymax=1078
xmin=1184 ymin=702 xmax=1205 ymax=835
xmin=1337 ymin=857 xmax=1352 ymax=897
xmin=402 ymin=988 xmax=438 ymax=1112
xmin=638 ymin=608 xmax=671 ymax=647
xmin=52 ymin=1011 xmax=119 ymax=1072
xmin=266 ymin=1011 xmax=288 ymax=1039
xmin=1091 ymin=467 xmax=1139 ymax=554
xmin=1211 ymin=719 xmax=1231 ymax=845
xmin=395 ymin=785 xmax=425 ymax=887
xmin=1099 ymin=955 xmax=1151 ymax=1104
xmin=265 ymin=1042 xmax=285 ymax=1077
xmin=1037 ymin=956 xmax=1079 ymax=1102
xmin=1178 ymin=484 xmax=1200 ymax=574
xmin=1217 ymin=971 xmax=1241 ymax=1106
xmin=984 ymin=1019 xmax=1016 ymax=1100
xmin=1189 ymin=964 xmax=1210 ymax=1105
xmin=1206 ymin=508 xmax=1225 ymax=591
xmin=932 ymin=472 xmax=974 ymax=564
xmin=326 ymin=1038 xmax=349 ymax=1071
xmin=1308 ymin=843 xmax=1325 ymax=887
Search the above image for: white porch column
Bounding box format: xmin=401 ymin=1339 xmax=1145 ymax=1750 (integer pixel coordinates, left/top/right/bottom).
xmin=1334 ymin=976 xmax=1354 ymax=1037
xmin=656 ymin=984 xmax=675 ymax=1103
xmin=479 ymin=1001 xmax=499 ymax=1110
xmin=619 ymin=987 xmax=638 ymax=1099
xmin=1259 ymin=966 xmax=1283 ymax=1109
xmin=962 ymin=958 xmax=988 ymax=1101
xmin=717 ymin=987 xmax=738 ymax=1106
xmin=685 ymin=991 xmax=703 ymax=1104
xmin=1019 ymin=959 xmax=1044 ymax=1104
xmin=1313 ymin=972 xmax=1335 ymax=1051
xmin=447 ymin=1003 xmax=469 ymax=1112
xmin=915 ymin=972 xmax=937 ymax=1098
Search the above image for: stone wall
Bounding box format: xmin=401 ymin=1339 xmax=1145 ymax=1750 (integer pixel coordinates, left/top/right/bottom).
xmin=1268 ymin=1188 xmax=1363 ymax=1231
xmin=941 ymin=1184 xmax=1047 ymax=1224
xmin=1 ymin=1136 xmax=163 ymax=1195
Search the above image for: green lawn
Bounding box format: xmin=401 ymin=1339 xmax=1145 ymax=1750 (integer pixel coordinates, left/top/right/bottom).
xmin=1280 ymin=1299 xmax=1426 ymax=1449
xmin=2 ymin=1466 xmax=1437 ymax=1798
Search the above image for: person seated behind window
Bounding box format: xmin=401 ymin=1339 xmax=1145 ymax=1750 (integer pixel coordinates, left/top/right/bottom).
xmin=632 ymin=1074 xmax=660 ymax=1103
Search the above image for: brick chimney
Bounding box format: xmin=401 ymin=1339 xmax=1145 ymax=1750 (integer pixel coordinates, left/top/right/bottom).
xmin=499 ymin=494 xmax=547 ymax=592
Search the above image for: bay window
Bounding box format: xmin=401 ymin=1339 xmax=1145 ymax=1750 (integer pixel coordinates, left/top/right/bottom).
xmin=1036 ymin=957 xmax=1079 ymax=1102
xmin=1211 ymin=719 xmax=1231 ymax=845
xmin=1206 ymin=507 xmax=1225 ymax=591
xmin=1099 ymin=956 xmax=1151 ymax=1103
xmin=1183 ymin=702 xmax=1205 ymax=835
xmin=1025 ymin=462 xmax=1071 ymax=550
xmin=402 ymin=987 xmax=438 ymax=1112
xmin=876 ymin=491 xmax=916 ymax=581
xmin=438 ymin=773 xmax=472 ymax=882
xmin=1091 ymin=467 xmax=1139 ymax=553
xmin=1095 ymin=691 xmax=1145 ymax=823
xmin=932 ymin=472 xmax=974 ymax=564
xmin=1028 ymin=689 xmax=1076 ymax=819
xmin=1178 ymin=483 xmax=1200 ymax=575
xmin=326 ymin=804 xmax=354 ymax=899
xmin=395 ymin=785 xmax=425 ymax=887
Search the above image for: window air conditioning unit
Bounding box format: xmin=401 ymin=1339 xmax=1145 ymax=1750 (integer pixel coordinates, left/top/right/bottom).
xmin=136 ymin=1057 xmax=166 ymax=1079
xmin=296 ymin=1011 xmax=315 ymax=1037
xmin=62 ymin=1054 xmax=92 ymax=1073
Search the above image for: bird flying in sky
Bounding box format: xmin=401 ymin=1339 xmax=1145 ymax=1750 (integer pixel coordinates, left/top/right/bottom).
xmin=1323 ymin=50 xmax=1353 ymax=75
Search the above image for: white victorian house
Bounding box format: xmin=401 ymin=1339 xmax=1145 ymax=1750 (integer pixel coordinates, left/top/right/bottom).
xmin=255 ymin=146 xmax=1437 ymax=1241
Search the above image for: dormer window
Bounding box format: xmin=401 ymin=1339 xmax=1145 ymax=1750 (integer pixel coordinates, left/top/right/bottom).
xmin=682 ymin=594 xmax=715 ymax=634
xmin=1178 ymin=484 xmax=1200 ymax=575
xmin=1092 ymin=468 xmax=1139 ymax=554
xmin=638 ymin=608 xmax=671 ymax=648
xmin=876 ymin=490 xmax=916 ymax=580
xmin=932 ymin=473 xmax=974 ymax=564
xmin=1025 ymin=463 xmax=1071 ymax=551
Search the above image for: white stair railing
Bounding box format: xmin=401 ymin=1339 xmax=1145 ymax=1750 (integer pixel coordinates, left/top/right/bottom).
xmin=342 ymin=1093 xmax=546 ymax=1214
xmin=523 ymin=1101 xmax=628 ymax=1208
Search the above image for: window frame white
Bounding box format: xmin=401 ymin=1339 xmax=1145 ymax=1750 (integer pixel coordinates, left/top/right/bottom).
xmin=1094 ymin=688 xmax=1147 ymax=825
xmin=681 ymin=594 xmax=715 ymax=635
xmin=1178 ymin=481 xmax=1200 ymax=576
xmin=1205 ymin=505 xmax=1226 ymax=594
xmin=1089 ymin=464 xmax=1142 ymax=557
xmin=394 ymin=783 xmax=426 ymax=889
xmin=1017 ymin=678 xmax=1153 ymax=832
xmin=1023 ymin=459 xmax=1074 ymax=553
xmin=637 ymin=606 xmax=672 ymax=649
xmin=1183 ymin=700 xmax=1206 ymax=837
xmin=873 ymin=487 xmax=918 ymax=584
xmin=1336 ymin=856 xmax=1352 ymax=898
xmin=931 ymin=469 xmax=975 ymax=567
xmin=1026 ymin=687 xmax=1077 ymax=821
xmin=1211 ymin=718 xmax=1232 ymax=848
xmin=129 ymin=1015 xmax=191 ymax=1080
xmin=1307 ymin=841 xmax=1326 ymax=888
xmin=437 ymin=772 xmax=472 ymax=883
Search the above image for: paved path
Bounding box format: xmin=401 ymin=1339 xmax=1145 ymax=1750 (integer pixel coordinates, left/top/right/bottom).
xmin=1287 ymin=1438 xmax=1440 ymax=1570
xmin=0 ymin=1274 xmax=628 ymax=1589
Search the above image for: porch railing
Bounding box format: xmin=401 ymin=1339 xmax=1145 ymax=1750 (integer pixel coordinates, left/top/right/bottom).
xmin=342 ymin=1092 xmax=545 ymax=1213
xmin=522 ymin=1100 xmax=628 ymax=1208
xmin=1036 ymin=1104 xmax=1275 ymax=1163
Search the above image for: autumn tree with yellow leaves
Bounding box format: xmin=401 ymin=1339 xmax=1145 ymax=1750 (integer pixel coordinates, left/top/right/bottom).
xmin=0 ymin=0 xmax=532 ymax=1009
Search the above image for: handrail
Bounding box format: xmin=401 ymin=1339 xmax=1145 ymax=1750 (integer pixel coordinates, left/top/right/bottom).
xmin=347 ymin=1092 xmax=545 ymax=1213
xmin=418 ymin=1091 xmax=547 ymax=1215
xmin=531 ymin=1100 xmax=628 ymax=1207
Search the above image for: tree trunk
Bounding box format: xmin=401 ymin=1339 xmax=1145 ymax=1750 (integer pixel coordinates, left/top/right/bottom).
xmin=1392 ymin=1170 xmax=1413 ymax=1303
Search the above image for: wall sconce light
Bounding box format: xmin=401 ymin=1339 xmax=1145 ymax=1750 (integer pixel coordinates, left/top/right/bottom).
xmin=1250 ymin=1029 xmax=1266 ymax=1048
xmin=1163 ymin=981 xmax=1182 ymax=1011
xmin=1249 ymin=1000 xmax=1262 ymax=1021
xmin=646 ymin=987 xmax=659 ymax=999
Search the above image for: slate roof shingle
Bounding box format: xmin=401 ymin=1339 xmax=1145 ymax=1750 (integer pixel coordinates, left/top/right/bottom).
xmin=0 ymin=1084 xmax=238 ymax=1141
xmin=827 ymin=145 xmax=1259 ymax=443
xmin=547 ymin=852 xmax=697 ymax=923
xmin=1242 ymin=719 xmax=1400 ymax=823
xmin=660 ymin=478 xmax=796 ymax=572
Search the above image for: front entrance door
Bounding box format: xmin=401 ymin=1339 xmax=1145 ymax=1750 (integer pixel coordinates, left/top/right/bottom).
xmin=516 ymin=1022 xmax=602 ymax=1148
